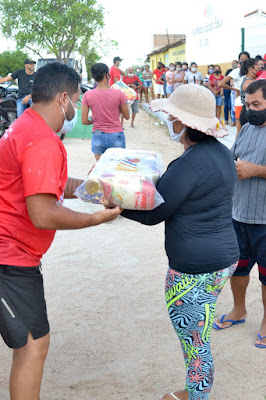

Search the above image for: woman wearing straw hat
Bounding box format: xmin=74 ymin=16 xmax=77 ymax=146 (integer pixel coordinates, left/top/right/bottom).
xmin=122 ymin=84 xmax=239 ymax=400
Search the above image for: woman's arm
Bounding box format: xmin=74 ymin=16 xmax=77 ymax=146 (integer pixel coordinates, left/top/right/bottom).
xmin=122 ymin=158 xmax=198 ymax=225
xmin=120 ymin=102 xmax=130 ymax=120
xmin=81 ymin=104 xmax=93 ymax=125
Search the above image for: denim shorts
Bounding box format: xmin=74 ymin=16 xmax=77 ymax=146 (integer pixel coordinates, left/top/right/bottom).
xmin=144 ymin=80 xmax=153 ymax=88
xmin=166 ymin=85 xmax=174 ymax=94
xmin=91 ymin=130 xmax=125 ymax=155
xmin=215 ymin=94 xmax=223 ymax=106
xmin=232 ymin=220 xmax=266 ymax=284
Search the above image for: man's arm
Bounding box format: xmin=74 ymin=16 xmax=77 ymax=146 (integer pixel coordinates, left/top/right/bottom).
xmin=64 ymin=177 xmax=84 ymax=198
xmin=236 ymin=159 xmax=266 ymax=179
xmin=0 ymin=75 xmax=13 ymax=84
xmin=25 ymin=192 xmax=121 ymax=230
xmin=22 ymin=94 xmax=32 ymax=104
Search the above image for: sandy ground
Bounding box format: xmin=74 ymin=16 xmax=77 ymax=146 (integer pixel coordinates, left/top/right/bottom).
xmin=0 ymin=108 xmax=265 ymax=400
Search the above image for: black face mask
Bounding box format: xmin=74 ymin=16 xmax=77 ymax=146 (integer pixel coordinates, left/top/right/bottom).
xmin=246 ymin=108 xmax=266 ymax=126
xmin=214 ymin=71 xmax=220 ymax=74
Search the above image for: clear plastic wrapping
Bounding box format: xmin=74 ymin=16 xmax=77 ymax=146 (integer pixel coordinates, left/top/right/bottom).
xmin=74 ymin=148 xmax=165 ymax=210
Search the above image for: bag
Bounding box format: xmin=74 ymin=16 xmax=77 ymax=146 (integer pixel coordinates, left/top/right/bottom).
xmin=110 ymin=81 xmax=137 ymax=105
xmin=74 ymin=148 xmax=165 ymax=210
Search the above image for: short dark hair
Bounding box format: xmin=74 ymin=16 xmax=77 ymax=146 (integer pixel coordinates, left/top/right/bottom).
xmin=91 ymin=63 xmax=109 ymax=82
xmin=32 ymin=62 xmax=81 ymax=103
xmin=238 ymin=51 xmax=250 ymax=60
xmin=208 ymin=64 xmax=214 ymax=69
xmin=186 ymin=127 xmax=216 ymax=143
xmin=182 ymin=62 xmax=188 ymax=66
xmin=176 ymin=62 xmax=182 ymax=68
xmin=245 ymin=80 xmax=266 ymax=100
xmin=255 ymin=55 xmax=263 ymax=60
xmin=190 ymin=61 xmax=197 ymax=67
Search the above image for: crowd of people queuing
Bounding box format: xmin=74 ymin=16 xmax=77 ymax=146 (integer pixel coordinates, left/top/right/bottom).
xmin=0 ymin=48 xmax=265 ymax=400
xmin=106 ymin=52 xmax=266 ymax=133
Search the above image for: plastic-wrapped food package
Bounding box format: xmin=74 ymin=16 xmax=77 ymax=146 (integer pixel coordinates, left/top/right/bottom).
xmin=110 ymin=81 xmax=137 ymax=105
xmin=74 ymin=148 xmax=165 ymax=210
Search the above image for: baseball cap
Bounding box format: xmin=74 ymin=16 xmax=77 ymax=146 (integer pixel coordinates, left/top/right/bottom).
xmin=113 ymin=56 xmax=123 ymax=63
xmin=24 ymin=59 xmax=36 ymax=64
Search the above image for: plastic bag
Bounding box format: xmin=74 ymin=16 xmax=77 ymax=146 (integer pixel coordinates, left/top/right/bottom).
xmin=74 ymin=148 xmax=165 ymax=210
xmin=110 ymin=81 xmax=137 ymax=105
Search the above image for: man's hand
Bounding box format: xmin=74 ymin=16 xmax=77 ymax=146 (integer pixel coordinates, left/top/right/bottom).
xmin=22 ymin=94 xmax=31 ymax=104
xmin=235 ymin=159 xmax=257 ymax=179
xmin=95 ymin=206 xmax=122 ymax=224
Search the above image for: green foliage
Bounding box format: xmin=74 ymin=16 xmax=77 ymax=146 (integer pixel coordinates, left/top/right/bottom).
xmin=0 ymin=0 xmax=104 ymax=62
xmin=0 ymin=50 xmax=29 ymax=76
xmin=80 ymin=38 xmax=118 ymax=80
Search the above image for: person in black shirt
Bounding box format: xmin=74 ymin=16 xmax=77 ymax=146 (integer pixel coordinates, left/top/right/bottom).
xmin=122 ymin=84 xmax=239 ymax=400
xmin=0 ymin=58 xmax=36 ymax=117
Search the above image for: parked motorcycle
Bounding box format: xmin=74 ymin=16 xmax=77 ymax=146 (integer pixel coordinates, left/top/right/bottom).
xmin=0 ymin=83 xmax=18 ymax=138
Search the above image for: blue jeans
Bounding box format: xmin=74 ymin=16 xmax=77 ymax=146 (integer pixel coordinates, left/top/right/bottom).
xmin=91 ymin=131 xmax=125 ymax=155
xmin=17 ymin=96 xmax=32 ymax=117
xmin=230 ymin=91 xmax=236 ymax=122
xmin=223 ymin=89 xmax=231 ymax=122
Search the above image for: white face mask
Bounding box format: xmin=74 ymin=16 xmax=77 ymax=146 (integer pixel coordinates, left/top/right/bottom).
xmin=59 ymin=95 xmax=77 ymax=134
xmin=191 ymin=67 xmax=197 ymax=72
xmin=176 ymin=67 xmax=182 ymax=72
xmin=128 ymin=73 xmax=134 ymax=77
xmin=59 ymin=109 xmax=78 ymax=134
xmin=170 ymin=67 xmax=175 ymax=71
xmin=136 ymin=69 xmax=140 ymax=72
xmin=166 ymin=119 xmax=186 ymax=142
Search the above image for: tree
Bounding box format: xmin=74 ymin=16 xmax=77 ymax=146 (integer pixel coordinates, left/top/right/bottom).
xmin=0 ymin=0 xmax=104 ymax=63
xmin=0 ymin=50 xmax=29 ymax=76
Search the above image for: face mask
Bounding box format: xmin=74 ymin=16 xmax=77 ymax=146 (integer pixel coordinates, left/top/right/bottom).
xmin=136 ymin=69 xmax=140 ymax=72
xmin=214 ymin=70 xmax=220 ymax=74
xmin=246 ymin=108 xmax=266 ymax=126
xmin=128 ymin=73 xmax=134 ymax=77
xmin=166 ymin=119 xmax=186 ymax=142
xmin=191 ymin=67 xmax=197 ymax=72
xmin=170 ymin=67 xmax=175 ymax=71
xmin=208 ymin=69 xmax=214 ymax=74
xmin=176 ymin=67 xmax=182 ymax=72
xmin=60 ymin=95 xmax=77 ymax=133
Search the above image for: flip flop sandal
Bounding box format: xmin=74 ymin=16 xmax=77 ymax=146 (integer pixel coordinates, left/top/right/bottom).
xmin=212 ymin=314 xmax=246 ymax=330
xmin=255 ymin=334 xmax=266 ymax=348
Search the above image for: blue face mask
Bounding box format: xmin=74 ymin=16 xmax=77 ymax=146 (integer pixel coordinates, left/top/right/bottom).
xmin=208 ymin=69 xmax=214 ymax=74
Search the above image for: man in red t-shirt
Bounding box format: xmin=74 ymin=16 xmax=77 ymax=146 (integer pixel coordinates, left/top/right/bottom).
xmin=122 ymin=66 xmax=143 ymax=127
xmin=0 ymin=63 xmax=121 ymax=399
xmin=109 ymin=56 xmax=125 ymax=86
xmin=153 ymin=61 xmax=165 ymax=99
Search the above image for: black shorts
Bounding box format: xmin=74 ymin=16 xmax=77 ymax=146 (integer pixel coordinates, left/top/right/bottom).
xmin=0 ymin=265 xmax=50 ymax=349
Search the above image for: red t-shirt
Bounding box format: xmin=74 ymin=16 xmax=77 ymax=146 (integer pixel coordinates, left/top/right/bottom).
xmin=82 ymin=88 xmax=127 ymax=132
xmin=0 ymin=109 xmax=67 ymax=266
xmin=209 ymin=74 xmax=224 ymax=92
xmin=122 ymin=76 xmax=142 ymax=100
xmin=153 ymin=68 xmax=164 ymax=84
xmin=109 ymin=65 xmax=121 ymax=86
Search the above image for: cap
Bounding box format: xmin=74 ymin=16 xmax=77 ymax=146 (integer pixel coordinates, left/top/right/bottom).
xmin=24 ymin=59 xmax=36 ymax=65
xmin=113 ymin=56 xmax=123 ymax=63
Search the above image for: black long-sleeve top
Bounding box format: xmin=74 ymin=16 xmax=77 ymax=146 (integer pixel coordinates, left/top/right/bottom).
xmin=122 ymin=138 xmax=240 ymax=274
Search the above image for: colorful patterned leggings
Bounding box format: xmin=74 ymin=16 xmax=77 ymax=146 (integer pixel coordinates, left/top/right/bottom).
xmin=165 ymin=263 xmax=237 ymax=400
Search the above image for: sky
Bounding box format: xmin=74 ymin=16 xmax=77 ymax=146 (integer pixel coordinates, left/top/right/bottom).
xmin=1 ymin=0 xmax=266 ymax=70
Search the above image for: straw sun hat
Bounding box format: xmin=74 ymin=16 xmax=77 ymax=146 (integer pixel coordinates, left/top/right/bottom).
xmin=150 ymin=84 xmax=228 ymax=138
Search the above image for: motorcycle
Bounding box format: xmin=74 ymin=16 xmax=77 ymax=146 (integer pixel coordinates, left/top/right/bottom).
xmin=0 ymin=82 xmax=18 ymax=138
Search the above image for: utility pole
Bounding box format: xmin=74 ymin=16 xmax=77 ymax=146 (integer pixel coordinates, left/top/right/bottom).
xmin=166 ymin=29 xmax=170 ymax=45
